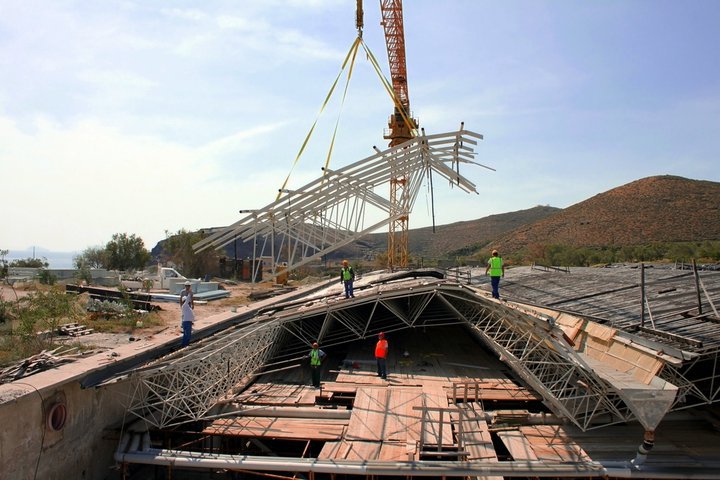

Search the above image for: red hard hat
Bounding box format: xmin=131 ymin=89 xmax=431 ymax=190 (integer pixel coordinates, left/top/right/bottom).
xmin=378 ymin=332 xmax=385 ymax=338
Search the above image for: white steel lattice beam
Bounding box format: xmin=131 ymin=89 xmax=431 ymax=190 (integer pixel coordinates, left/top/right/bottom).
xmin=436 ymin=289 xmax=677 ymax=431
xmin=193 ymin=129 xmax=487 ymax=278
xmin=125 ymin=320 xmax=283 ymax=428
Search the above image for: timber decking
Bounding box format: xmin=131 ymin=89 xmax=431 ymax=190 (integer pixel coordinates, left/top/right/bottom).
xmin=204 ymin=416 xmax=347 ymax=441
xmin=209 ymin=326 xmax=551 ymax=462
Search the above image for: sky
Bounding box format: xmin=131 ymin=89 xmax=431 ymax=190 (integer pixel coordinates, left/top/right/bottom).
xmin=1 ymin=0 xmax=719 ymax=266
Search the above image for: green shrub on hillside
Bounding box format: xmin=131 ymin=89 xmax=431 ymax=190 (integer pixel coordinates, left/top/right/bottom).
xmin=514 ymin=240 xmax=720 ymax=267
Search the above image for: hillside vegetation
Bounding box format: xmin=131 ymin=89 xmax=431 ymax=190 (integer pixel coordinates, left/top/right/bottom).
xmin=487 ymin=175 xmax=720 ymax=257
xmin=160 ymin=175 xmax=720 ymax=267
xmin=350 ymin=205 xmax=560 ymax=260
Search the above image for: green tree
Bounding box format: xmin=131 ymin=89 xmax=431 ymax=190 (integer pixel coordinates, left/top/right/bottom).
xmin=0 ymin=249 xmax=8 ymax=278
xmin=73 ymin=246 xmax=107 ymax=285
xmin=104 ymin=233 xmax=150 ymax=271
xmin=74 ymin=246 xmax=107 ymax=269
xmin=9 ymin=257 xmax=49 ymax=268
xmin=163 ymin=229 xmax=218 ymax=278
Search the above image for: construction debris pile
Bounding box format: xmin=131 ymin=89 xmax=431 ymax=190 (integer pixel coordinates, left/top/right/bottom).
xmin=0 ymin=348 xmax=82 ymax=384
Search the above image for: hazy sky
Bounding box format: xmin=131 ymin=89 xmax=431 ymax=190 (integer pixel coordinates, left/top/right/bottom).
xmin=1 ymin=0 xmax=719 ymax=258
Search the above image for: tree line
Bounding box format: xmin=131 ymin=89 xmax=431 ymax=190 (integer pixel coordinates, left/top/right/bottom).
xmin=2 ymin=230 xmax=218 ymax=281
xmin=506 ymin=240 xmax=720 ymax=267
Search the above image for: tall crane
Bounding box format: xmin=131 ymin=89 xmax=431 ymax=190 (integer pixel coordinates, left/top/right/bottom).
xmin=378 ymin=0 xmax=419 ymax=269
xmin=355 ymin=0 xmax=417 ymax=269
xmin=380 ymin=0 xmax=417 ymax=270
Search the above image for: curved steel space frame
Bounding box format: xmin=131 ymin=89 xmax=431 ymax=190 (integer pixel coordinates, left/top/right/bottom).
xmin=659 ymin=350 xmax=720 ymax=410
xmin=193 ymin=129 xmax=487 ymax=277
xmin=452 ymin=295 xmax=674 ymax=431
xmin=126 ymin=319 xmax=283 ymax=428
xmin=125 ymin=280 xmax=678 ymax=431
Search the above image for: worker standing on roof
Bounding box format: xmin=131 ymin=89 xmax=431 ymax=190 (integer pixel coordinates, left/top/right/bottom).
xmin=485 ymin=249 xmax=505 ymax=299
xmin=375 ymin=332 xmax=389 ymax=380
xmin=340 ymin=260 xmax=355 ymax=299
xmin=180 ymin=281 xmax=195 ymax=346
xmin=308 ymin=342 xmax=326 ymax=388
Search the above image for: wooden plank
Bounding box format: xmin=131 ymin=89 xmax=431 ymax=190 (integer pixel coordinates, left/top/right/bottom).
xmin=519 ymin=425 xmax=592 ymax=462
xmin=446 ymin=381 xmax=541 ymax=402
xmin=345 ymin=387 xmax=453 ymax=446
xmin=204 ymin=417 xmax=346 ymax=441
xmin=346 ymin=388 xmax=388 ymax=441
xmin=319 ymin=441 xmax=411 ymax=461
xmin=456 ymin=404 xmax=498 ymax=461
xmin=417 ymin=384 xmax=454 ymax=447
xmin=496 ymin=424 xmax=595 ymax=463
xmin=240 ymin=383 xmax=318 ymax=406
xmin=496 ymin=429 xmax=539 ymax=461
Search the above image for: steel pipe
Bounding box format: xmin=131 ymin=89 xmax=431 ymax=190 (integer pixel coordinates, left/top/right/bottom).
xmin=114 ymin=449 xmax=720 ymax=478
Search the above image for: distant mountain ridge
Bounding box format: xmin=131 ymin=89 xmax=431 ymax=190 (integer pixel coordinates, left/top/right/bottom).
xmin=489 ymin=175 xmax=720 ymax=255
xmin=351 ymin=206 xmax=560 ymax=259
xmin=156 ymin=175 xmax=719 ymax=264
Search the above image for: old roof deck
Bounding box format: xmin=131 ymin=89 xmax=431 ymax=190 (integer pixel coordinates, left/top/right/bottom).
xmin=114 ymin=266 xmax=720 ymax=478
xmin=119 ymin=324 xmax=720 ymax=478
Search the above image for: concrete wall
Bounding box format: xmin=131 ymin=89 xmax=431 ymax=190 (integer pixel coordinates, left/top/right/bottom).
xmin=0 ymin=378 xmax=131 ymax=480
xmin=7 ymin=267 xmax=119 ymax=286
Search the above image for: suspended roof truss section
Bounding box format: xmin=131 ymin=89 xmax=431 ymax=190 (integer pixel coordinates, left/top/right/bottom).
xmin=194 ymin=128 xmax=489 ymax=276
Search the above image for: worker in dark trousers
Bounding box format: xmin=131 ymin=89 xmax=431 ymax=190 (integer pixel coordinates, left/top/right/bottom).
xmin=375 ymin=332 xmax=388 ymax=380
xmin=308 ymin=342 xmax=326 ymax=388
xmin=340 ymin=260 xmax=355 ymax=298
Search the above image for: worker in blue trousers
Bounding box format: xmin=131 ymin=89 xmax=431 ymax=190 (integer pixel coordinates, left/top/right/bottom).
xmin=485 ymin=249 xmax=505 ymax=299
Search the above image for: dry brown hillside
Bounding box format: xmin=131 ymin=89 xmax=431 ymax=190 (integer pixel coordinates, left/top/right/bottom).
xmin=490 ymin=175 xmax=720 ymax=254
xmin=345 ymin=206 xmax=559 ymax=260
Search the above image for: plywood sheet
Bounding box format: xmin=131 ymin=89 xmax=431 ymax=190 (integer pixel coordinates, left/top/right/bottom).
xmin=319 ymin=441 xmax=412 ymax=461
xmin=497 ymin=425 xmax=592 ymax=463
xmin=240 ymin=383 xmax=318 ymax=406
xmin=345 ymin=387 xmax=452 ymax=446
xmin=204 ymin=416 xmax=346 ymax=441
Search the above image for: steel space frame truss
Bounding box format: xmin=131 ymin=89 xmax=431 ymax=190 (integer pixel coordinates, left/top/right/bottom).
xmin=446 ymin=291 xmax=676 ymax=431
xmin=659 ymin=349 xmax=720 ymax=410
xmin=125 ymin=319 xmax=283 ymax=428
xmin=194 ymin=128 xmax=486 ymax=277
xmin=123 ymin=281 xmax=676 ymax=431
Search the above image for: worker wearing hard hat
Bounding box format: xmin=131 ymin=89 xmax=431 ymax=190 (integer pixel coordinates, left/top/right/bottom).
xmin=375 ymin=332 xmax=389 ymax=380
xmin=340 ymin=260 xmax=356 ymax=299
xmin=308 ymin=342 xmax=326 ymax=388
xmin=485 ymin=249 xmax=505 ymax=299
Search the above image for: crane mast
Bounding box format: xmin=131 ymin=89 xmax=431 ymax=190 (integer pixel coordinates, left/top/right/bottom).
xmin=380 ymin=0 xmax=417 ymax=269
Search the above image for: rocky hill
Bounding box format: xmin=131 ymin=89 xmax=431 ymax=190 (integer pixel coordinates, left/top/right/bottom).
xmin=488 ymin=175 xmax=720 ymax=255
xmin=345 ymin=206 xmax=560 ymax=260
xmin=161 ymin=176 xmax=719 ymax=266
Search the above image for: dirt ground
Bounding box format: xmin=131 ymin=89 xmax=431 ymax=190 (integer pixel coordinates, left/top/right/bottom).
xmin=0 ymin=279 xmax=292 ymax=352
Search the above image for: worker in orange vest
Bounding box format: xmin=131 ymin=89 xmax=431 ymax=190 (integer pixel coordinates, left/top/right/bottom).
xmin=375 ymin=332 xmax=388 ymax=380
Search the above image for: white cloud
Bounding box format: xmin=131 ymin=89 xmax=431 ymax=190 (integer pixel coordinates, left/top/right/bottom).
xmin=0 ymin=114 xmax=297 ymax=251
xmin=1 ymin=0 xmax=719 ymax=257
xmin=160 ymin=8 xmax=209 ymax=22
